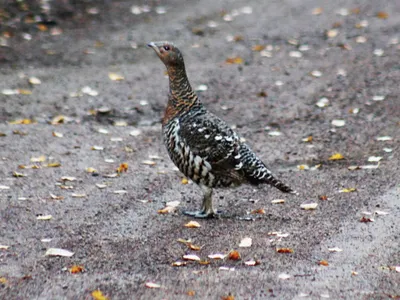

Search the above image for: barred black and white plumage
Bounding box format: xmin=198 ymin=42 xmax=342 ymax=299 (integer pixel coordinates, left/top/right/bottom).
xmin=148 ymin=41 xmax=297 ymax=218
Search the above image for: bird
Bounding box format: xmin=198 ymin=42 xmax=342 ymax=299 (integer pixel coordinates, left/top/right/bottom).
xmin=148 ymin=41 xmax=297 ymax=218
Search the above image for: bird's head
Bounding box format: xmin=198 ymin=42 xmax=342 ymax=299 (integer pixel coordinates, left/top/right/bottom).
xmin=147 ymin=41 xmax=184 ymax=67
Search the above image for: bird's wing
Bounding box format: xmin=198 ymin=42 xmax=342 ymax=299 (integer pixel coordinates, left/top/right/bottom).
xmin=179 ymin=110 xmax=240 ymax=166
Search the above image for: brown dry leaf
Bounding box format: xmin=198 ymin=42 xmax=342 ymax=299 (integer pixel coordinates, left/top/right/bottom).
xmin=329 ymin=153 xmax=344 ymax=160
xmin=37 ymin=24 xmax=48 ymax=31
xmin=225 ymin=57 xmax=244 ymax=64
xmin=185 ymin=221 xmax=201 ymax=228
xmin=51 ymin=115 xmax=65 ymax=125
xmin=319 ymin=260 xmax=329 ymax=266
xmin=360 ymin=216 xmax=374 ymax=223
xmin=222 ymin=294 xmax=235 ymax=300
xmin=340 ymin=188 xmax=357 ymax=193
xmin=70 ymin=265 xmax=84 ymax=274
xmin=228 ymin=250 xmax=241 ymax=260
xmin=233 ymin=35 xmax=243 ymax=42
xmin=13 ymin=171 xmax=27 ymax=177
xmin=319 ymin=195 xmax=329 ymax=201
xmin=252 ymin=45 xmax=265 ymax=52
xmin=376 ymin=11 xmax=389 ymax=19
xmin=188 ymin=244 xmax=201 ymax=251
xmin=9 ymin=119 xmax=34 ymax=125
xmin=116 ymin=163 xmax=128 ymax=173
xmin=251 ymin=208 xmax=265 ymax=214
xmin=91 ymin=290 xmax=109 ymax=300
xmin=46 ymin=162 xmax=61 ymax=168
xmin=199 ymin=260 xmax=210 ymax=265
xmin=276 ymin=248 xmax=294 ymax=253
xmin=187 ymin=290 xmax=196 ymax=296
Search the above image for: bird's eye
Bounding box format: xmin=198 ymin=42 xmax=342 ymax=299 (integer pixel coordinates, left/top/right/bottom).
xmin=163 ymin=45 xmax=170 ymax=51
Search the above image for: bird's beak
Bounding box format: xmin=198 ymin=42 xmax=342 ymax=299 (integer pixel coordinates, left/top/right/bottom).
xmin=147 ymin=41 xmax=161 ymax=55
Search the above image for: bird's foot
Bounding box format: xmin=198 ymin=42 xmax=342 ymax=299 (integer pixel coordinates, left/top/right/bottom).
xmin=183 ymin=209 xmax=220 ymax=219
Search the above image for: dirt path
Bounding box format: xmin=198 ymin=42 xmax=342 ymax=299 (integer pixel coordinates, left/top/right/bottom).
xmin=0 ymin=0 xmax=399 ymax=299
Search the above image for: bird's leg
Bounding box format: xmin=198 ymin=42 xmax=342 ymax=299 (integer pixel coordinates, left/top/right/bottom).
xmin=183 ymin=186 xmax=217 ymax=218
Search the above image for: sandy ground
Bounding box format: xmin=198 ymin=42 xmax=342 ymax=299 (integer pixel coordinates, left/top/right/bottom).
xmin=0 ymin=0 xmax=399 ymax=299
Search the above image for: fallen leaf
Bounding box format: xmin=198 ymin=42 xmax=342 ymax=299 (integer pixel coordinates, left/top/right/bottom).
xmin=328 ymin=247 xmax=343 ymax=252
xmin=221 ymin=294 xmax=235 ymax=300
xmin=376 ymin=136 xmax=393 ymax=141
xmin=251 ymin=208 xmax=265 ymax=214
xmin=183 ymin=254 xmax=201 ymax=261
xmin=297 ymin=164 xmax=309 ymax=171
xmin=302 ymin=136 xmax=313 ymax=142
xmin=61 ymin=176 xmax=76 ymax=182
xmin=300 ymin=203 xmax=318 ymax=210
xmin=188 ymin=244 xmax=201 ymax=251
xmin=91 ymin=290 xmax=108 ymax=300
xmin=46 ymin=162 xmax=61 ymax=168
xmin=71 ymin=193 xmax=86 ymax=198
xmin=0 ymin=245 xmax=9 ymax=250
xmin=351 ymin=271 xmax=358 ymax=276
xmin=172 ymin=261 xmax=187 ymax=267
xmin=91 ymin=145 xmax=104 ymax=151
xmin=375 ymin=210 xmax=389 ymax=216
xmin=96 ymin=183 xmax=107 ymax=189
xmin=187 ymin=290 xmax=195 ymax=296
xmin=50 ymin=194 xmax=64 ymax=200
xmin=312 ymin=7 xmax=323 ymax=15
xmin=239 ymin=237 xmax=252 ymax=248
xmin=329 ymin=153 xmax=344 ymax=160
xmin=116 ymin=163 xmax=128 ymax=173
xmin=228 ymin=250 xmax=241 ymax=260
xmin=244 ymin=260 xmax=260 ymax=266
xmin=108 ymin=72 xmax=124 ymax=81
xmin=318 ymin=260 xmax=329 ymax=266
xmin=29 ymin=77 xmax=41 ymax=85
xmin=276 ymin=248 xmax=294 ymax=253
xmin=225 ymin=57 xmax=244 ymax=64
xmin=181 ymin=178 xmax=189 ymax=184
xmin=0 ymin=277 xmax=8 ymax=285
xmin=185 ymin=221 xmax=201 ymax=228
xmin=18 ymin=89 xmax=32 ymax=95
xmin=339 ymin=188 xmax=357 ymax=193
xmin=70 ymin=265 xmax=84 ymax=274
xmin=278 ymin=273 xmax=291 ymax=280
xmin=376 ymin=11 xmax=389 ymax=19
xmin=13 ymin=171 xmax=27 ymax=177
xmin=319 ymin=195 xmax=329 ymax=201
xmin=142 ymin=160 xmax=156 ymax=166
xmin=252 ymin=45 xmax=265 ymax=52
xmin=45 ymin=248 xmax=74 ymax=257
xmin=51 ymin=115 xmax=66 ymax=125
xmin=52 ymin=131 xmax=63 ymax=138
xmin=368 ymin=156 xmax=382 ymax=162
xmin=157 ymin=206 xmax=176 ymax=214
xmin=9 ymin=119 xmax=35 ymax=125
xmin=271 ymin=199 xmax=285 ymax=204
xmin=86 ymin=167 xmax=97 ymax=173
xmin=331 ymin=119 xmax=346 ymax=127
xmin=37 ymin=215 xmax=52 ymax=220
xmin=208 ymin=253 xmax=226 ymax=260
xmin=0 ymin=185 xmax=10 ymax=190
xmin=360 ymin=216 xmax=374 ymax=223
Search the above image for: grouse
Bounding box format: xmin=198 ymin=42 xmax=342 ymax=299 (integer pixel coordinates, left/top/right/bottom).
xmin=148 ymin=41 xmax=297 ymax=218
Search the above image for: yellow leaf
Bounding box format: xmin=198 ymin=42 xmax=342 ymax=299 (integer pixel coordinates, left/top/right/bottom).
xmin=13 ymin=171 xmax=26 ymax=177
xmin=37 ymin=24 xmax=48 ymax=31
xmin=329 ymin=153 xmax=344 ymax=160
xmin=91 ymin=290 xmax=108 ymax=300
xmin=86 ymin=167 xmax=98 ymax=173
xmin=46 ymin=162 xmax=61 ymax=168
xmin=9 ymin=119 xmax=34 ymax=125
xmin=340 ymin=188 xmax=357 ymax=193
xmin=318 ymin=260 xmax=329 ymax=266
xmin=184 ymin=221 xmax=201 ymax=228
xmin=225 ymin=56 xmax=244 ymax=64
xmin=108 ymin=72 xmax=124 ymax=81
xmin=31 ymin=155 xmax=46 ymax=162
xmin=181 ymin=178 xmax=189 ymax=184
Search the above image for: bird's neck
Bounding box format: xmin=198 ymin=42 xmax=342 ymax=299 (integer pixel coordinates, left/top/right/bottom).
xmin=162 ymin=64 xmax=199 ymax=125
